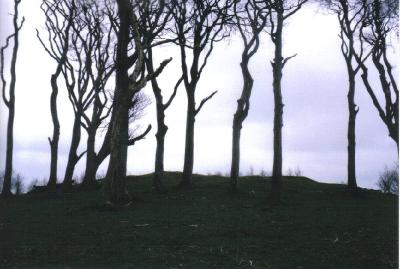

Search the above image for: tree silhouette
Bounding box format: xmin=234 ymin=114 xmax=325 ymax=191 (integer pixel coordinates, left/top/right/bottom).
xmin=104 ymin=0 xmax=170 ymax=205
xmin=230 ymin=0 xmax=268 ymax=192
xmin=324 ymin=0 xmax=372 ymax=192
xmin=137 ymin=0 xmax=178 ymax=192
xmin=356 ymin=0 xmax=398 ymax=151
xmin=170 ymin=0 xmax=233 ymax=189
xmin=0 ymin=0 xmax=25 ymax=198
xmin=37 ymin=0 xmax=76 ymax=189
xmin=263 ymin=0 xmax=308 ymax=204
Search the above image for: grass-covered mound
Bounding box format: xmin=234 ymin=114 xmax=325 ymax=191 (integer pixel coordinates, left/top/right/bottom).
xmin=0 ymin=173 xmax=397 ymax=268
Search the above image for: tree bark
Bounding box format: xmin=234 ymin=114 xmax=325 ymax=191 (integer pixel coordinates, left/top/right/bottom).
xmin=1 ymin=1 xmax=23 ymax=197
xmin=154 ymin=122 xmax=167 ymax=191
xmin=63 ymin=114 xmax=82 ymax=188
xmin=104 ymin=0 xmax=131 ymax=205
xmin=83 ymin=123 xmax=97 ymax=185
xmin=270 ymin=12 xmax=284 ymax=204
xmin=2 ymin=103 xmax=15 ymax=197
xmin=47 ymin=74 xmax=61 ymax=189
xmin=230 ymin=59 xmax=253 ymax=192
xmin=146 ymin=47 xmax=168 ymax=192
xmin=347 ymin=72 xmax=358 ymax=190
xmin=180 ymin=91 xmax=196 ymax=188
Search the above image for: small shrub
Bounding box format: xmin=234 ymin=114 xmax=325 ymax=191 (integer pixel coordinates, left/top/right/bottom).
xmin=0 ymin=171 xmax=25 ymax=194
xmin=248 ymin=166 xmax=254 ymax=176
xmin=286 ymin=168 xmax=294 ymax=176
xmin=260 ymin=169 xmax=271 ymax=177
xmin=12 ymin=173 xmax=24 ymax=195
xmin=377 ymin=165 xmax=398 ymax=195
xmin=294 ymin=166 xmax=303 ymax=177
xmin=27 ymin=179 xmax=39 ymax=193
xmin=285 ymin=166 xmax=302 ymax=177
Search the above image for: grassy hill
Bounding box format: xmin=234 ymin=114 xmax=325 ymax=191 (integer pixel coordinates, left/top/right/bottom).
xmin=0 ymin=173 xmax=398 ymax=269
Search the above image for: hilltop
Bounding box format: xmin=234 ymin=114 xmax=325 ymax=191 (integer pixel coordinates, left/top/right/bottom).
xmin=0 ymin=173 xmax=397 ymax=269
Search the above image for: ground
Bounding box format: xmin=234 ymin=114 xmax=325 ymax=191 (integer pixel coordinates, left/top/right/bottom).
xmin=0 ymin=173 xmax=398 ymax=269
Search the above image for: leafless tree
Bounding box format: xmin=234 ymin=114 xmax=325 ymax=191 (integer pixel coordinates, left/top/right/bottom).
xmin=322 ymin=0 xmax=372 ymax=192
xmin=104 ymin=0 xmax=170 ymax=205
xmin=170 ymin=0 xmax=233 ymax=189
xmin=79 ymin=0 xmax=116 ymax=187
xmin=136 ymin=0 xmax=179 ymax=192
xmin=230 ymin=0 xmax=268 ymax=192
xmin=264 ymin=0 xmax=308 ymax=204
xmin=0 ymin=0 xmax=25 ymax=198
xmin=58 ymin=0 xmax=118 ymax=189
xmin=81 ymin=1 xmax=153 ymax=187
xmin=355 ymin=0 xmax=398 ymax=151
xmin=37 ymin=0 xmax=76 ymax=189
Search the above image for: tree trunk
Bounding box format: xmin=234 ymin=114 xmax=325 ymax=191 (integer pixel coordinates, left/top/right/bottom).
xmin=147 ymin=48 xmax=167 ymax=192
xmin=63 ymin=114 xmax=82 ymax=188
xmin=230 ymin=59 xmax=253 ymax=192
xmin=230 ymin=121 xmax=241 ymax=191
xmin=82 ymin=97 xmax=100 ymax=186
xmin=180 ymin=92 xmax=195 ymax=188
xmin=347 ymin=74 xmax=358 ymax=191
xmin=83 ymin=125 xmax=97 ymax=184
xmin=48 ymin=74 xmax=61 ymax=189
xmin=389 ymin=127 xmax=399 ymax=153
xmin=154 ymin=118 xmax=167 ymax=192
xmin=104 ymin=99 xmax=130 ymax=204
xmin=270 ymin=13 xmax=284 ymax=204
xmin=2 ymin=96 xmax=15 ymax=197
xmin=104 ymin=0 xmax=131 ymax=205
xmin=2 ymin=3 xmax=22 ymax=197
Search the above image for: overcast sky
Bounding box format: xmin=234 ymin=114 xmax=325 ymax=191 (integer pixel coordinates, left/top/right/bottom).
xmin=0 ymin=0 xmax=398 ymax=189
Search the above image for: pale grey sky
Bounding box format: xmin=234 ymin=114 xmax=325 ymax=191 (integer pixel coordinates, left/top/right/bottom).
xmin=0 ymin=0 xmax=398 ymax=189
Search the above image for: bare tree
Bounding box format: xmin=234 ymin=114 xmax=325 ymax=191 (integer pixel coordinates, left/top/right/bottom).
xmin=264 ymin=0 xmax=308 ymax=204
xmin=59 ymin=0 xmax=119 ymax=189
xmin=79 ymin=0 xmax=116 ymax=187
xmin=170 ymin=0 xmax=233 ymax=189
xmin=230 ymin=0 xmax=268 ymax=192
xmin=355 ymin=0 xmax=398 ymax=151
xmin=136 ymin=0 xmax=179 ymax=192
xmin=104 ymin=0 xmax=170 ymax=205
xmin=80 ymin=1 xmax=153 ymax=188
xmin=323 ymin=0 xmax=371 ymax=192
xmin=37 ymin=0 xmax=76 ymax=189
xmin=0 ymin=0 xmax=25 ymax=198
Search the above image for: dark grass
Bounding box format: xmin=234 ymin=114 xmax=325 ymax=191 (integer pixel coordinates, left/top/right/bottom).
xmin=0 ymin=172 xmax=398 ymax=269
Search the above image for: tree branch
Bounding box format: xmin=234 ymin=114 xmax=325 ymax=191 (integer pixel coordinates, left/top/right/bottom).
xmin=195 ymin=90 xmax=218 ymax=115
xmin=128 ymin=124 xmax=152 ymax=145
xmin=163 ymin=75 xmax=183 ymax=110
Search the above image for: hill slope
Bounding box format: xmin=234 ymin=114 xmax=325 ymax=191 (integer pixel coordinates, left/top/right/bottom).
xmin=0 ymin=173 xmax=398 ymax=269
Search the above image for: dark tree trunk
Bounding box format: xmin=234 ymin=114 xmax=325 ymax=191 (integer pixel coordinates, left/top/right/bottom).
xmin=230 ymin=124 xmax=241 ymax=191
xmin=82 ymin=95 xmax=102 ymax=186
xmin=2 ymin=94 xmax=15 ymax=198
xmin=47 ymin=74 xmax=61 ymax=188
xmin=347 ymin=73 xmax=358 ymax=190
xmin=104 ymin=0 xmax=131 ymax=205
xmin=1 ymin=2 xmax=23 ymax=197
xmin=230 ymin=59 xmax=253 ymax=192
xmin=154 ymin=114 xmax=167 ymax=191
xmin=104 ymin=99 xmax=130 ymax=204
xmin=63 ymin=114 xmax=82 ymax=188
xmin=83 ymin=124 xmax=97 ymax=184
xmin=146 ymin=48 xmax=167 ymax=192
xmin=180 ymin=92 xmax=195 ymax=188
xmin=270 ymin=13 xmax=284 ymax=204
